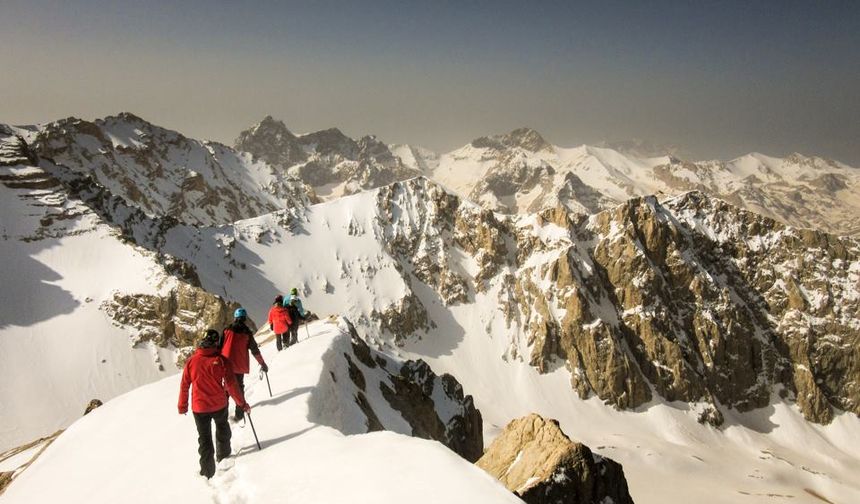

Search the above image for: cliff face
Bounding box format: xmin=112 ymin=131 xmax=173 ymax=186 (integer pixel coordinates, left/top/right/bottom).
xmin=309 ymin=320 xmax=483 ymax=461
xmin=507 ymin=192 xmax=859 ymax=424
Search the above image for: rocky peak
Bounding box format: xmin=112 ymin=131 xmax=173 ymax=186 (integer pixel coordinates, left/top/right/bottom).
xmin=299 ymin=127 xmax=358 ymax=157
xmin=235 ymin=115 xmax=307 ymax=167
xmin=477 ymin=414 xmax=634 ymax=504
xmin=471 ymin=127 xmax=552 ymax=153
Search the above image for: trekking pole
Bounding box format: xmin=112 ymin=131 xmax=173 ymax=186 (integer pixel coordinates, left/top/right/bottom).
xmin=304 ymin=321 xmax=310 ymax=341
xmin=264 ymin=371 xmax=272 ymax=397
xmin=247 ymin=412 xmax=262 ymax=450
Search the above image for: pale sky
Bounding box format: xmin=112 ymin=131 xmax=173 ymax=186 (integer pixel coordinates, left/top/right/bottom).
xmin=1 ymin=0 xmax=858 ymax=163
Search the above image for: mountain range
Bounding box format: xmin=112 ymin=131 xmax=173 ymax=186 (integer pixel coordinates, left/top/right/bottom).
xmin=1 ymin=113 xmax=859 ymax=503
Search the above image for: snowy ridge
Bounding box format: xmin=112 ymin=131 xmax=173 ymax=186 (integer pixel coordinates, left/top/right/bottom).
xmin=24 ymin=113 xmax=313 ymax=226
xmin=2 ymin=319 xmax=520 ymax=504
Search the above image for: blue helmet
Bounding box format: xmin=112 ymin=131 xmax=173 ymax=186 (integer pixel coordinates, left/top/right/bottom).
xmin=234 ymin=307 xmax=247 ymax=319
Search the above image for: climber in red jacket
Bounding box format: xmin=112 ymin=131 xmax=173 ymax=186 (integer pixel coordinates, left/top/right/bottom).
xmin=178 ymin=329 xmax=250 ymax=479
xmin=221 ymin=308 xmax=268 ymax=421
xmin=267 ymin=295 xmax=293 ymax=351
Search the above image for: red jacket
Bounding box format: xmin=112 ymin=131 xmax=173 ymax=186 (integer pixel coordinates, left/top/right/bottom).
xmin=221 ymin=322 xmax=265 ymax=374
xmin=267 ymin=305 xmax=292 ymax=335
xmin=178 ymin=348 xmax=246 ymax=414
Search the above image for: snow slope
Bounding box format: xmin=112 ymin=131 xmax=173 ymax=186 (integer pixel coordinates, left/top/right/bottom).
xmin=0 ymin=161 xmax=180 ymax=451
xmin=2 ymin=319 xmax=521 ymax=504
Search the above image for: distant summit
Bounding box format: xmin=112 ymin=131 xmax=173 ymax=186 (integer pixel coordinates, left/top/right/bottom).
xmin=471 ymin=127 xmax=552 ymax=153
xmin=233 ymin=116 xmax=420 ymax=199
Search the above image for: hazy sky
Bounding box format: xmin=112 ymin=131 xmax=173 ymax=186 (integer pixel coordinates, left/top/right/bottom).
xmin=1 ymin=0 xmax=858 ymax=163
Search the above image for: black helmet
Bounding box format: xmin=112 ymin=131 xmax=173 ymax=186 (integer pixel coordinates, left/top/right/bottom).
xmin=199 ymin=329 xmax=220 ymax=348
xmin=274 ymin=295 xmax=284 ymax=306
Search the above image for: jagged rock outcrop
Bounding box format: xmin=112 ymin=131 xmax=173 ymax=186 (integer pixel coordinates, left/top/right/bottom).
xmin=101 ymin=282 xmax=238 ymax=367
xmin=235 ymin=116 xmax=421 ymax=199
xmin=83 ymin=400 xmax=103 ymax=416
xmin=477 ymin=414 xmax=634 ymax=504
xmin=0 ymin=127 xmax=38 ymax=166
xmin=234 ymin=115 xmax=307 ymax=168
xmin=310 ymin=320 xmax=483 ymax=461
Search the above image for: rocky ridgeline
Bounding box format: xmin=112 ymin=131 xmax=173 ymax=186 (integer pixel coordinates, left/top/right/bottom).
xmin=309 ymin=320 xmax=483 ymax=461
xmin=508 ymin=192 xmax=859 ymax=425
xmin=101 ymin=282 xmax=238 ymax=368
xmin=477 ymin=414 xmax=634 ymax=504
xmin=235 ymin=116 xmax=420 ymax=198
xmin=28 ymin=113 xmax=312 ymax=226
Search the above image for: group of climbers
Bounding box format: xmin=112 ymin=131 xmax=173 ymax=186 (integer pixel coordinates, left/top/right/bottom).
xmin=177 ymin=289 xmax=309 ymax=478
xmin=267 ymin=287 xmax=307 ymax=351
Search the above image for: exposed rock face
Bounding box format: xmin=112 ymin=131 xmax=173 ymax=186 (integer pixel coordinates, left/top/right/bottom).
xmin=509 ymin=192 xmax=860 ymax=424
xmin=234 ymin=115 xmax=307 ymax=168
xmin=0 ymin=127 xmax=38 ymax=166
xmin=235 ymin=116 xmax=421 ymax=199
xmin=101 ymin=282 xmax=238 ymax=367
xmin=477 ymin=414 xmax=634 ymax=504
xmin=309 ymin=320 xmax=483 ymax=461
xmin=83 ymin=400 xmax=103 ymax=415
xmin=28 ymin=113 xmax=312 ymax=226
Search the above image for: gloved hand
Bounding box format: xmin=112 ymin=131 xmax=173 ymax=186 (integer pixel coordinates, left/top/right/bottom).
xmin=269 ymin=324 xmax=273 ymax=331
xmin=261 ymin=363 xmax=269 ymax=373
xmin=242 ymin=403 xmax=252 ymax=413
xmin=179 ymin=406 xmax=187 ymax=415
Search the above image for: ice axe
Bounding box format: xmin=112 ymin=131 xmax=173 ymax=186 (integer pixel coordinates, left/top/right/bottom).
xmin=259 ymin=369 xmax=272 ymax=397
xmin=246 ymin=412 xmax=262 ymax=451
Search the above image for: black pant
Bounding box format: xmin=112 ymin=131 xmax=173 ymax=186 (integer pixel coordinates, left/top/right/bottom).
xmin=287 ymin=323 xmax=299 ymax=346
xmin=276 ymin=332 xmax=287 ymax=351
xmin=233 ymin=373 xmax=245 ymax=419
xmin=193 ymin=407 xmax=231 ymax=478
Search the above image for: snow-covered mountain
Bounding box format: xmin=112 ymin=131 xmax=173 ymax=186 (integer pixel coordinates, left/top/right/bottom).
xmin=430 ymin=128 xmax=860 ymax=236
xmin=235 ymin=116 xmax=421 ymax=200
xmin=25 ymin=113 xmax=313 ymax=226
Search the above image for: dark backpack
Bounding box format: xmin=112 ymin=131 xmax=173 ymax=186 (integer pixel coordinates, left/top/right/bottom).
xmin=286 ymin=303 xmax=300 ymax=323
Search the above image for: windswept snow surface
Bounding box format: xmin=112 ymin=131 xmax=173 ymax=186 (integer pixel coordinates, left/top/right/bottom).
xmin=2 ymin=320 xmax=522 ymax=504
